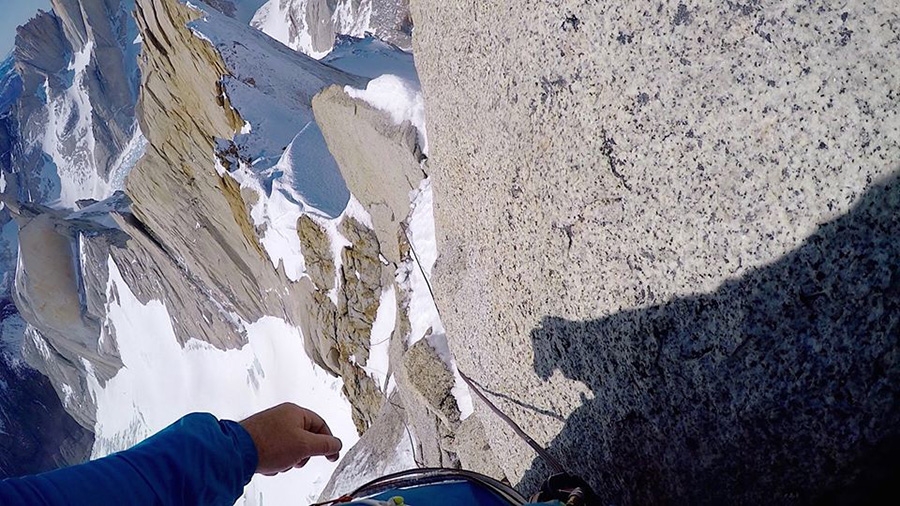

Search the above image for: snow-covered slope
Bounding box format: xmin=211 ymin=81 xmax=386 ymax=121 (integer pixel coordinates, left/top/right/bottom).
xmin=90 ymin=257 xmax=359 ymax=504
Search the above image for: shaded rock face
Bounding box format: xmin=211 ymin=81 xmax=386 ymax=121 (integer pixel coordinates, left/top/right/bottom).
xmin=0 ymin=56 xmax=23 ymax=178
xmin=0 ymin=302 xmax=93 ymax=479
xmin=411 ymin=0 xmax=900 ymax=503
xmin=12 ymin=0 xmax=141 ymax=206
xmin=11 ymin=10 xmax=71 ymax=203
xmin=525 ymin=175 xmax=900 ymax=504
xmin=0 ymin=53 xmax=95 ymax=476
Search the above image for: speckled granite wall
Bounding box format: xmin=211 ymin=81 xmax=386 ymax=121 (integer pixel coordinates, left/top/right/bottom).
xmin=411 ymin=0 xmax=899 ymax=503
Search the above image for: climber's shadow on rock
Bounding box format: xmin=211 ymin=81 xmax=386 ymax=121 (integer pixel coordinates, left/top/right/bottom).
xmin=523 ymin=173 xmax=900 ymax=505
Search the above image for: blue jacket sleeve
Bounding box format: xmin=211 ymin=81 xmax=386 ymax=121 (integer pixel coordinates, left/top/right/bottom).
xmin=0 ymin=413 xmax=258 ymax=506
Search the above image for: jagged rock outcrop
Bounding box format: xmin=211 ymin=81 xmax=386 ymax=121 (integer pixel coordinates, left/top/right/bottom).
xmin=296 ymin=214 xmax=388 ymax=432
xmin=312 ymin=85 xmax=425 ymax=263
xmin=412 ymin=0 xmax=900 ymax=503
xmin=125 ymin=0 xmax=368 ymax=338
xmin=310 ymin=80 xmax=475 ymax=487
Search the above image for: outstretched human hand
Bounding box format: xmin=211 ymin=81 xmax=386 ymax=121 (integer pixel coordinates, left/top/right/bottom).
xmin=239 ymin=402 xmax=343 ymax=476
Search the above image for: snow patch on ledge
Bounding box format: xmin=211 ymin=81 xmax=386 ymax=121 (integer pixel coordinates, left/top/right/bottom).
xmin=364 ymin=285 xmax=396 ymax=392
xmin=345 ymin=75 xmax=429 ymax=155
xmin=87 ymin=256 xmax=359 ymax=504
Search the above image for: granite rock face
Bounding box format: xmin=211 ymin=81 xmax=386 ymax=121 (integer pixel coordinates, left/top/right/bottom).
xmin=319 ymin=392 xmax=416 ymax=499
xmin=367 ymin=0 xmax=412 ymax=49
xmin=411 ymin=0 xmax=900 ymax=502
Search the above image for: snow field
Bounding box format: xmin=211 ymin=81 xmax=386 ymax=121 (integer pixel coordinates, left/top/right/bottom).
xmin=87 ymin=256 xmax=360 ymax=505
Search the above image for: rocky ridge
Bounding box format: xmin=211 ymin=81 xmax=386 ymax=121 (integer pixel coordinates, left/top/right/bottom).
xmin=4 ymin=0 xmax=475 ymax=492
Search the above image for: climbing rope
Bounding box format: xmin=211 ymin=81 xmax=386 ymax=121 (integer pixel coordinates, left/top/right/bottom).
xmin=398 ymin=221 xmax=567 ymax=475
xmin=456 ymin=369 xmax=566 ymax=475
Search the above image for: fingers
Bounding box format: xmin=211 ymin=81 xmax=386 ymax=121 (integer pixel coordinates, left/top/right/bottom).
xmin=301 ymin=407 xmax=334 ymax=437
xmin=303 ymin=432 xmax=343 ymax=460
xmin=241 ymin=403 xmax=344 ymax=476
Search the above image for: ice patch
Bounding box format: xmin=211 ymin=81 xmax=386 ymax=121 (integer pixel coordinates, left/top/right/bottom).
xmin=60 ymin=382 xmax=73 ymax=407
xmin=106 ymin=126 xmax=147 ymax=192
xmin=87 ymin=256 xmax=360 ymax=504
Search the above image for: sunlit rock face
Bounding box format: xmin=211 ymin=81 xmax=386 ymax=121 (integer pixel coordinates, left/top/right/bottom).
xmin=412 ymin=0 xmax=900 ymax=503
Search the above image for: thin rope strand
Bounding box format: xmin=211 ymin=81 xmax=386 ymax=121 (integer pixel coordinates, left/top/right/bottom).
xmin=399 ymin=221 xmax=567 ymax=475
